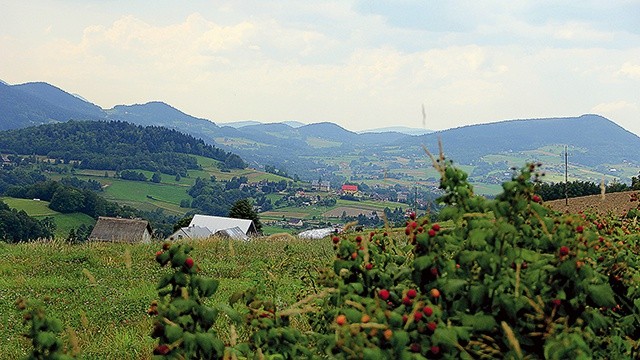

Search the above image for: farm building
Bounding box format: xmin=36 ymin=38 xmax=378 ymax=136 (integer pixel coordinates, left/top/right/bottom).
xmin=287 ymin=218 xmax=304 ymax=227
xmin=311 ymin=180 xmax=331 ymax=192
xmin=189 ymin=214 xmax=258 ymax=236
xmin=214 ymin=226 xmax=248 ymax=241
xmin=168 ymin=225 xmax=212 ymax=241
xmin=88 ymin=217 xmax=152 ymax=243
xmin=341 ymin=184 xmax=358 ymax=194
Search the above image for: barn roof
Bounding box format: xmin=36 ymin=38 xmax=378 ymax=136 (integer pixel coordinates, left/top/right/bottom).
xmin=168 ymin=226 xmax=213 ymax=241
xmin=214 ymin=226 xmax=249 ymax=241
xmin=88 ymin=217 xmax=152 ymax=243
xmin=189 ymin=214 xmax=257 ymax=235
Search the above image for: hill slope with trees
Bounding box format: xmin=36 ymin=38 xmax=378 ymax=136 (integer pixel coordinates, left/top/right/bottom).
xmin=0 ymin=120 xmax=246 ymax=174
xmin=411 ymin=114 xmax=640 ymax=166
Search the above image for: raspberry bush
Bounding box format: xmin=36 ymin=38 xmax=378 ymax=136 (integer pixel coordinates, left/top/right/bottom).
xmin=13 ymin=156 xmax=640 ymax=358
xmin=15 ymin=298 xmax=78 ymax=360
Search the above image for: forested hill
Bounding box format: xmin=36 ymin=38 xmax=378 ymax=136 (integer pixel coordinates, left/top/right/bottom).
xmin=0 ymin=120 xmax=246 ymax=174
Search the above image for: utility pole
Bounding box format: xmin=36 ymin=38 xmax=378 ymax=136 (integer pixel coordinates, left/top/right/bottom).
xmin=414 ymin=184 xmax=418 ymax=214
xmin=565 ymin=145 xmax=568 ymax=206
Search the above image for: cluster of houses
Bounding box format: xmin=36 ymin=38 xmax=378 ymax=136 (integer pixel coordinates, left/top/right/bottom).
xmin=87 ymin=214 xmax=258 ymax=243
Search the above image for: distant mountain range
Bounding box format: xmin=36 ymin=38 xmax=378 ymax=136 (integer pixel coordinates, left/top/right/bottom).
xmin=2 ymin=79 xmax=639 ymax=186
xmin=359 ymin=126 xmax=432 ymax=136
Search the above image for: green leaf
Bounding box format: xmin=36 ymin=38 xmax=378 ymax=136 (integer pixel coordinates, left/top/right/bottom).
xmin=557 ymin=259 xmax=577 ymax=278
xmin=442 ymin=279 xmax=466 ymax=296
xmin=198 ymin=306 xmax=218 ymax=329
xmin=201 ymin=278 xmax=219 ymax=297
xmin=173 ymin=272 xmax=187 ymax=287
xmin=468 ymin=228 xmax=489 ymax=248
xmin=165 ymin=324 xmax=183 ymax=343
xmin=172 ymin=252 xmax=187 ymax=268
xmin=363 ymin=348 xmax=385 ymax=360
xmin=391 ymin=330 xmax=410 ymax=349
xmin=211 ymin=335 xmax=225 ymax=357
xmin=413 ymin=255 xmax=432 ymax=272
xmin=157 ymin=273 xmax=172 ymax=290
xmin=433 ymin=327 xmax=459 ymax=347
xmin=344 ymin=308 xmax=362 ymax=323
xmin=195 ymin=333 xmax=213 ymax=357
xmin=587 ymin=284 xmax=616 ymax=307
xmin=468 ymin=285 xmax=487 ymax=307
xmin=458 ymin=251 xmax=482 ymax=265
xmin=35 ymin=331 xmax=57 ymax=349
xmin=334 ymin=260 xmax=351 ymax=275
xmin=388 ymin=311 xmax=404 ymax=327
xmin=583 ymin=308 xmax=610 ymax=331
xmin=349 ymin=282 xmax=364 ymax=294
xmin=460 ymin=313 xmax=497 ymax=331
xmin=216 ymin=303 xmax=243 ymax=323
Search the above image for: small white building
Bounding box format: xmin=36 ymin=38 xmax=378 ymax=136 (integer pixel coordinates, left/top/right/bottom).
xmin=189 ymin=214 xmax=258 ymax=236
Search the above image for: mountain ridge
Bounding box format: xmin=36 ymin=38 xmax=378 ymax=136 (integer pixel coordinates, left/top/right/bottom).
xmin=2 ymin=79 xmax=639 ymax=188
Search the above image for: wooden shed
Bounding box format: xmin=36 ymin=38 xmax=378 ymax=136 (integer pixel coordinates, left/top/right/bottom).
xmin=88 ymin=216 xmax=153 ymax=243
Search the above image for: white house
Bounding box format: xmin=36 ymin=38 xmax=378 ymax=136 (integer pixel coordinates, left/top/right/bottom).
xmin=189 ymin=214 xmax=258 ymax=236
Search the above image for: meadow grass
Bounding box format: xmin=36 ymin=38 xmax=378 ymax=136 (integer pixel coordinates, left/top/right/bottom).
xmin=36 ymin=212 xmax=96 ymax=239
xmin=0 ymin=237 xmax=334 ymax=359
xmin=0 ymin=197 xmax=57 ymax=216
xmin=1 ymin=197 xmax=96 ymax=238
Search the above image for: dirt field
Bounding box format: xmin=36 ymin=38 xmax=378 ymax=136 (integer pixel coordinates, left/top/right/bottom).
xmin=545 ymin=190 xmax=640 ymax=216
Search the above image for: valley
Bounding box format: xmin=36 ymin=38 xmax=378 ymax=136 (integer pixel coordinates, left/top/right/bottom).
xmin=1 ymin=80 xmax=640 ymax=242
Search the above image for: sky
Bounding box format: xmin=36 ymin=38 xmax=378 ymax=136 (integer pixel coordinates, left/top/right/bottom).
xmin=1 ymin=1 xmax=639 ymax=135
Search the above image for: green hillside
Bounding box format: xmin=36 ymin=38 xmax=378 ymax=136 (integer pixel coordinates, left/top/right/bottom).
xmin=0 ymin=197 xmax=95 ymax=238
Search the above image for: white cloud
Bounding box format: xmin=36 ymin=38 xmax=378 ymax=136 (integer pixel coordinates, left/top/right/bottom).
xmin=1 ymin=2 xmax=639 ymax=137
xmin=549 ymin=22 xmax=614 ymax=42
xmin=592 ymin=101 xmax=638 ymax=113
xmin=616 ymin=62 xmax=640 ymax=80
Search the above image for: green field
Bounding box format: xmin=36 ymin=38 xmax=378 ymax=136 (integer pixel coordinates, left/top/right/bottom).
xmin=0 ymin=237 xmax=334 ymax=359
xmin=0 ymin=197 xmax=95 ymax=238
xmin=1 ymin=197 xmax=57 ymax=216
xmin=66 ymin=157 xmax=292 ymax=216
xmin=100 ymin=179 xmax=190 ymax=214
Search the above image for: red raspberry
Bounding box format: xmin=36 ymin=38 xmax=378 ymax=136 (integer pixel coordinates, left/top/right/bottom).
xmin=413 ymin=311 xmax=423 ymax=322
xmin=407 ymin=289 xmax=417 ymax=299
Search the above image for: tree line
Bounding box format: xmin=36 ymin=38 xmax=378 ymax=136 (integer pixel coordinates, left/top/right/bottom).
xmin=535 ymin=176 xmax=640 ymax=201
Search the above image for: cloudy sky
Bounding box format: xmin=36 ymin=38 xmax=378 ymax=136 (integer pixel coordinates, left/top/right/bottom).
xmin=2 ymin=1 xmax=639 ymax=135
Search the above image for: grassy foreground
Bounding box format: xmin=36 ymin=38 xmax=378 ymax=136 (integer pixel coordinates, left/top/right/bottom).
xmin=0 ymin=236 xmax=334 ymax=359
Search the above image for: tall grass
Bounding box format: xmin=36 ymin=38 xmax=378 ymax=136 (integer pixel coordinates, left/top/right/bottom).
xmin=1 ymin=237 xmax=334 ymax=359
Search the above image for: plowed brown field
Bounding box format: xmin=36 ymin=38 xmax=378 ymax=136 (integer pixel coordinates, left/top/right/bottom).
xmin=545 ymin=190 xmax=640 ymax=216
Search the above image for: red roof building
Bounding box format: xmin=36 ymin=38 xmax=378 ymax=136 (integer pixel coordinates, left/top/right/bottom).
xmin=341 ymin=184 xmax=358 ymax=193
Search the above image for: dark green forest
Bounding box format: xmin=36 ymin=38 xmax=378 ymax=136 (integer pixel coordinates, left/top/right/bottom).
xmin=0 ymin=120 xmax=246 ymax=174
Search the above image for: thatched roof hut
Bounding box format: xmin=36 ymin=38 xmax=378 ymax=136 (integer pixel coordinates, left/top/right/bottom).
xmin=88 ymin=217 xmax=152 ymax=243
